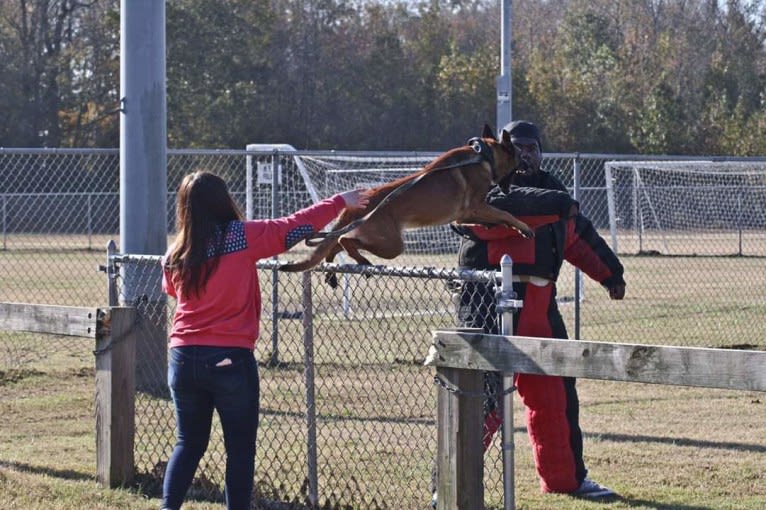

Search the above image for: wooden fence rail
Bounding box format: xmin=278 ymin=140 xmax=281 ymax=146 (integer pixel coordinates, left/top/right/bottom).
xmin=425 ymin=331 xmax=766 ymax=510
xmin=0 ymin=302 xmax=137 ymax=488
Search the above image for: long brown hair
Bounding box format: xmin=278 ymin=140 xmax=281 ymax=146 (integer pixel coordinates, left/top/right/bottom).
xmin=164 ymin=171 xmax=244 ymax=297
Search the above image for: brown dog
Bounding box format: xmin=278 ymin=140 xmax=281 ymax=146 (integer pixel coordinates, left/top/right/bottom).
xmin=280 ymin=125 xmax=534 ymax=286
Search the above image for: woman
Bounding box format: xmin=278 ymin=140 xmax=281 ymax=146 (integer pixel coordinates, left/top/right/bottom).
xmin=161 ymin=171 xmax=368 ymax=510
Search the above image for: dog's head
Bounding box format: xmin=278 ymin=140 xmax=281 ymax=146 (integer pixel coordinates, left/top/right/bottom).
xmin=476 ymin=124 xmax=524 ymax=186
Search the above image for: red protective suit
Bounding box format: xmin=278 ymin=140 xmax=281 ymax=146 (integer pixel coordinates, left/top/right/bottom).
xmin=456 ymin=175 xmax=625 ymax=493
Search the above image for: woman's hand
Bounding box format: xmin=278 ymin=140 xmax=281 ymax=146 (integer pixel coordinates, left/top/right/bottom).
xmin=340 ymin=189 xmax=370 ymax=209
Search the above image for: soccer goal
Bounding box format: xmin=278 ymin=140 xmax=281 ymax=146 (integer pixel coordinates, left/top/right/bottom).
xmin=245 ymin=145 xmax=462 ymax=266
xmin=604 ymin=160 xmax=766 ymax=256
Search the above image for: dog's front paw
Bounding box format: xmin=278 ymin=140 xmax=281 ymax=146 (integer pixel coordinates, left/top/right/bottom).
xmin=325 ymin=272 xmax=339 ymax=288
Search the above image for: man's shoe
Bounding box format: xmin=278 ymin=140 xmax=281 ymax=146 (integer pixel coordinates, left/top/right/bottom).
xmin=431 ymin=490 xmax=437 ymax=508
xmin=571 ymin=478 xmax=617 ymax=499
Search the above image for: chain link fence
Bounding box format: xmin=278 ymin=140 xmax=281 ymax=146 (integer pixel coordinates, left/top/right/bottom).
xmin=2 ymin=147 xmax=766 ymax=508
xmin=112 ymin=256 xmax=509 ymax=508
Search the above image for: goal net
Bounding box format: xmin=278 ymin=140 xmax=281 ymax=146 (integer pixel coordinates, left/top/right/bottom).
xmin=605 ymin=160 xmax=766 ymax=256
xmin=245 ymin=146 xmax=461 ymax=266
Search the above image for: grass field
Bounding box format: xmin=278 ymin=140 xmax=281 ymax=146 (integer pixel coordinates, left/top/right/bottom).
xmin=1 ymin=239 xmax=765 ymax=509
xmin=1 ymin=339 xmax=763 ymax=509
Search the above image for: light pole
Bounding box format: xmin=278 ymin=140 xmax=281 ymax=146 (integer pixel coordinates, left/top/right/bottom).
xmin=496 ymin=0 xmax=513 ymax=131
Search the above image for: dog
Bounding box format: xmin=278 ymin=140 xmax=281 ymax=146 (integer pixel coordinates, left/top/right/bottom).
xmin=280 ymin=124 xmax=534 ymax=287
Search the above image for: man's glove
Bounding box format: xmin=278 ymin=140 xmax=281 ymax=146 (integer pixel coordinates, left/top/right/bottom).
xmin=450 ymin=223 xmax=481 ymax=241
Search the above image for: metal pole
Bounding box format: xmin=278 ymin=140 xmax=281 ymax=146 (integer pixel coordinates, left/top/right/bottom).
xmin=119 ymin=0 xmax=167 ymax=261
xmin=572 ymin=156 xmax=581 ymax=339
xmin=270 ymin=150 xmax=280 ymax=367
xmin=498 ymin=254 xmax=521 ymax=510
xmin=106 ymin=240 xmax=118 ymax=306
xmin=87 ymin=194 xmax=93 ymax=250
xmin=119 ymin=0 xmax=168 ymax=393
xmin=245 ymin=151 xmax=254 ymax=220
xmin=342 ymin=275 xmax=351 ymax=319
xmin=301 ymin=271 xmax=319 ymax=507
xmin=2 ymin=194 xmax=6 ymax=250
xmin=737 ymin=192 xmax=743 ymax=256
xmin=634 ymin=169 xmax=642 ymax=253
xmin=496 ymin=0 xmax=512 ymax=130
xmin=604 ymin=163 xmax=619 ymax=253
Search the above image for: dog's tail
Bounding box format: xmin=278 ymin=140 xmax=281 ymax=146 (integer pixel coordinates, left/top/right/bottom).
xmin=279 ymin=236 xmax=339 ymax=272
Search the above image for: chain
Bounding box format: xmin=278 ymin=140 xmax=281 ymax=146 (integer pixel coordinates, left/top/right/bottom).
xmin=92 ymin=312 xmax=149 ymax=356
xmin=432 ymin=374 xmax=516 ymax=398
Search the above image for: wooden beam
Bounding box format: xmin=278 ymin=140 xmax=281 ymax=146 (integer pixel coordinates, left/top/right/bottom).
xmin=0 ymin=302 xmax=99 ymax=338
xmin=428 ymin=331 xmax=766 ymax=392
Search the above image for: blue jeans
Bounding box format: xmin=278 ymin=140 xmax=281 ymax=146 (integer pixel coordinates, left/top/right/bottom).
xmin=162 ymin=346 xmax=260 ymax=510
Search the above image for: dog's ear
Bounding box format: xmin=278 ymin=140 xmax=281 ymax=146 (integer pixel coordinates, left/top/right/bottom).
xmin=500 ymin=127 xmax=512 ymax=147
xmin=482 ymin=124 xmax=495 ymax=140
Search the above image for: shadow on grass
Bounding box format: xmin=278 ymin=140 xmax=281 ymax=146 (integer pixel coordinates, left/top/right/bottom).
xmin=0 ymin=459 xmax=92 ymax=482
xmin=584 ymin=431 xmax=766 ymax=453
xmin=134 ymin=467 xmax=359 ymax=510
xmin=616 ymin=496 xmax=717 ymax=509
xmin=488 ymin=495 xmax=717 ymax=510
xmin=264 ymin=407 xmax=766 ymax=455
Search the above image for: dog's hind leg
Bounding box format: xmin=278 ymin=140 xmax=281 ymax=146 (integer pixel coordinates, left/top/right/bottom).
xmin=361 ymin=234 xmax=405 ymax=261
xmin=323 ymin=242 xmax=347 ymax=289
xmin=342 ymin=234 xmax=405 ymax=263
xmin=339 ymin=237 xmax=375 ymax=266
xmin=333 ymin=237 xmax=379 ymax=285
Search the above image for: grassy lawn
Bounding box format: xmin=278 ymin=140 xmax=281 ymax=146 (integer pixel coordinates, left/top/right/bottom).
xmin=1 ymin=334 xmax=764 ymax=509
xmin=1 ymin=239 xmax=765 ymax=509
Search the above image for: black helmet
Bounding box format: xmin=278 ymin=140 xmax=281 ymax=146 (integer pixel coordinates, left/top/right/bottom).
xmin=502 ymin=120 xmax=542 ymax=151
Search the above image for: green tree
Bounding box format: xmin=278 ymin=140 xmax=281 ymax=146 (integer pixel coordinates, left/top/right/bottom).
xmin=525 ymin=7 xmax=631 ymax=151
xmin=166 ymin=0 xmax=277 ymax=148
xmin=698 ymin=0 xmax=766 ymax=153
xmin=0 ymin=0 xmax=111 ymax=147
xmin=58 ymin=2 xmax=120 ymax=147
xmin=435 ymin=40 xmax=496 ymax=146
xmin=630 ymin=78 xmax=685 ymax=154
xmin=0 ymin=8 xmax=25 ymax=145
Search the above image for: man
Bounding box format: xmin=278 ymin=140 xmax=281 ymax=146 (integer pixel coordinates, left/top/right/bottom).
xmin=454 ymin=120 xmax=626 ymax=500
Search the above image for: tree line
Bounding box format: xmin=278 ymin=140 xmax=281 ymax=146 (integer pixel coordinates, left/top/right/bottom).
xmin=2 ymin=0 xmax=766 ymax=154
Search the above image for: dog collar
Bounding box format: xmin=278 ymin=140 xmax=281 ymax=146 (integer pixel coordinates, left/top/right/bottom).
xmin=467 ymin=137 xmax=498 ymax=183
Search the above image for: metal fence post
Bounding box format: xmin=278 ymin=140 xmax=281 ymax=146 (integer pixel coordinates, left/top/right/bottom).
xmin=87 ymin=194 xmax=93 ymax=250
xmin=245 ymin=149 xmax=254 ymax=220
xmin=573 ymin=155 xmax=582 ymax=339
xmin=106 ymin=240 xmax=119 ymax=306
xmin=302 ymin=271 xmax=319 ymax=507
xmin=737 ymin=193 xmax=743 ymax=256
xmin=497 ymin=254 xmax=522 ymax=510
xmin=634 ymin=169 xmax=642 ymax=253
xmin=1 ymin=193 xmax=6 ymax=250
xmin=270 ymin=149 xmax=281 ymax=367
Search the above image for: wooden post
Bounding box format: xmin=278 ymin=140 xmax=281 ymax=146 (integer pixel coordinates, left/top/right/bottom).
xmin=95 ymin=306 xmax=137 ymax=487
xmin=436 ymin=366 xmax=484 ymax=510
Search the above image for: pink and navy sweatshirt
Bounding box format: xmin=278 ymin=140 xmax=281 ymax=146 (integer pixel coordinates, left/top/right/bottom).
xmin=162 ymin=194 xmax=347 ymax=350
